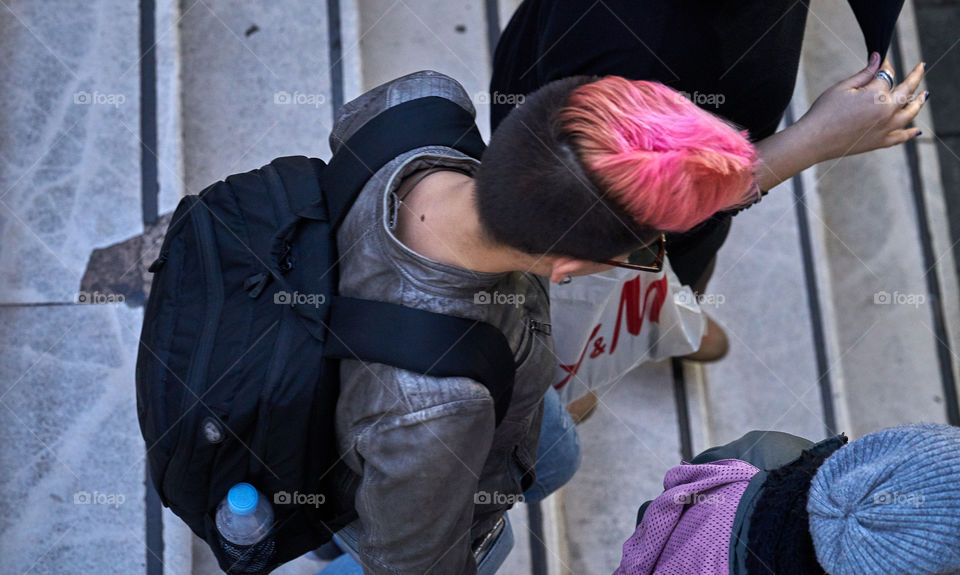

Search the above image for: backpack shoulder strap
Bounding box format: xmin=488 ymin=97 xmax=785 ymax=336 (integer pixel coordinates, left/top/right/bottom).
xmin=323 ymin=96 xmax=486 ymax=230
xmin=324 ymin=296 xmax=516 ymax=426
xmin=320 ymin=96 xmax=514 ymax=425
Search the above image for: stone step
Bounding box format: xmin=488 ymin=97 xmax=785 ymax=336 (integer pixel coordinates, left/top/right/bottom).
xmin=0 ymin=0 xmax=188 ymax=573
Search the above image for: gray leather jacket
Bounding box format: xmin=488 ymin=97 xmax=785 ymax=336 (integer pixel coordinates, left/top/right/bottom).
xmin=330 ymin=70 xmax=556 ymax=574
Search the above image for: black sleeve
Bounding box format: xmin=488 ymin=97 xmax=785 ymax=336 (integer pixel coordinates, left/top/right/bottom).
xmin=847 ymin=0 xmax=906 ymax=60
xmin=636 ymin=500 xmax=653 ymax=527
xmin=689 ymin=430 xmax=815 ymax=470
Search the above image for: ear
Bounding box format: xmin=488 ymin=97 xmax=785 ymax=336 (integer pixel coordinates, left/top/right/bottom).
xmin=549 ymin=257 xmax=586 ymax=284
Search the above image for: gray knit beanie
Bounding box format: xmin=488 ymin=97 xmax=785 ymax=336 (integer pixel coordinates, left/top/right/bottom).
xmin=807 ymin=423 xmax=960 ymax=575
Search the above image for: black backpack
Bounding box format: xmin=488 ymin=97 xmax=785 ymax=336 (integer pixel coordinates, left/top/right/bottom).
xmin=135 ymin=97 xmax=518 ymax=574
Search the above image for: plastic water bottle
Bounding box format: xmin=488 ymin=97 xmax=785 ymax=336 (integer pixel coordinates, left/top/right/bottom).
xmin=215 ymin=483 xmax=274 ymax=546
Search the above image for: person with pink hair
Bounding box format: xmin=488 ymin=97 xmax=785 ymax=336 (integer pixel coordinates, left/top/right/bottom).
xmin=315 ymin=69 xmax=779 ymax=574
xmin=474 ymin=74 xmax=761 ymax=282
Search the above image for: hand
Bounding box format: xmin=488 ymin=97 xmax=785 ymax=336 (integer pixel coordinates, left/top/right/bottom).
xmin=796 ymin=51 xmax=928 ymax=163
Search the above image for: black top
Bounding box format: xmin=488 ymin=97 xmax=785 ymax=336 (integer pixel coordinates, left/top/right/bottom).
xmin=491 ymin=0 xmax=905 ymax=137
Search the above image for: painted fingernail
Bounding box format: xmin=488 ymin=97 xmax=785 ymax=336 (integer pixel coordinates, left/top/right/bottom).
xmin=925 ymin=91 xmax=931 ymax=101
xmin=923 ymin=62 xmax=927 ymax=71
xmin=917 ymin=130 xmax=923 ymax=136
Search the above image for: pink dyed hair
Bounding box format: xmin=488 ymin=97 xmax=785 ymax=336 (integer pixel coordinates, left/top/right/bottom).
xmin=558 ymin=77 xmax=759 ymax=233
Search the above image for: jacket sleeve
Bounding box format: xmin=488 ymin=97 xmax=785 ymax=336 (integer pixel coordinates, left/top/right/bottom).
xmin=349 ymin=393 xmax=497 ymax=575
xmin=329 ymin=70 xmax=478 ymax=156
xmin=689 ymin=430 xmax=815 ymax=470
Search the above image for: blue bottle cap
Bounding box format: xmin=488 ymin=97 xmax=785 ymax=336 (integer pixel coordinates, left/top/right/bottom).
xmin=227 ymin=483 xmax=259 ymax=516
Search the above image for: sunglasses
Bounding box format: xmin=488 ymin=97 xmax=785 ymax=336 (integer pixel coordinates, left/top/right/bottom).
xmin=598 ymin=233 xmax=667 ymax=273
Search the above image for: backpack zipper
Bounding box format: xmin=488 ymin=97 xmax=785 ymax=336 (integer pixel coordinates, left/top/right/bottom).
xmin=180 ymin=197 xmax=224 ymax=413
xmin=528 ymin=318 xmax=551 ymax=335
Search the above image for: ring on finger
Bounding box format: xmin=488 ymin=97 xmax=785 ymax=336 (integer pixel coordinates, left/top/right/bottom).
xmin=876 ymin=69 xmax=895 ymax=90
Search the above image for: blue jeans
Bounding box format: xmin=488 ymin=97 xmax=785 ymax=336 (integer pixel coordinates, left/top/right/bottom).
xmin=523 ymin=386 xmax=581 ymax=503
xmin=317 ymin=387 xmax=580 ymax=574
xmin=324 ymin=515 xmax=515 ymax=575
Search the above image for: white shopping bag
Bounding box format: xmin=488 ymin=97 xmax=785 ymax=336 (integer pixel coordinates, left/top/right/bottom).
xmin=550 ymin=260 xmax=705 ymax=404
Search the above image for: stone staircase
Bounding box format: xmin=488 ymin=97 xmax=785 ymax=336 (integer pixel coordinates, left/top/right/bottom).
xmin=0 ymin=0 xmax=956 ymax=574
